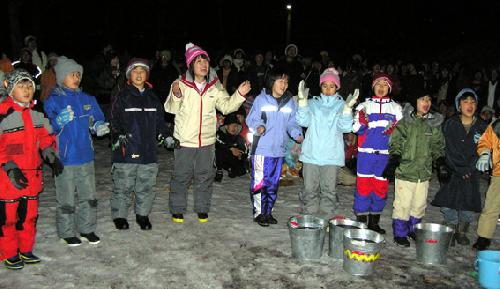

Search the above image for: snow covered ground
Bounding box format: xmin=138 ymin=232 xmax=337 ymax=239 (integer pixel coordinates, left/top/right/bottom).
xmin=0 ymin=138 xmax=497 ymax=289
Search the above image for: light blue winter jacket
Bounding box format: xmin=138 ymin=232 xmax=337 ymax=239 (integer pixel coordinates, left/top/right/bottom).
xmin=296 ymin=93 xmax=353 ymax=166
xmin=246 ymin=89 xmax=302 ymax=157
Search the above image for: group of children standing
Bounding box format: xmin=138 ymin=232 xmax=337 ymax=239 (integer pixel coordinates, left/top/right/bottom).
xmin=0 ymin=42 xmax=498 ymax=270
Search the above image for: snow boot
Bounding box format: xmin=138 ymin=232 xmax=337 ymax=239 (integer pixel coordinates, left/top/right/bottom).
xmin=198 ymin=213 xmax=208 ymax=223
xmin=172 ymin=214 xmax=184 ymax=223
xmin=81 ymin=232 xmax=101 ymax=244
xmin=136 ymin=215 xmax=152 ymax=230
xmin=113 ymin=218 xmax=129 ymax=230
xmin=455 ymin=222 xmax=470 ymax=246
xmin=254 ymin=214 xmax=269 ymax=227
xmin=266 ymin=214 xmax=278 ymax=225
xmin=368 ymin=214 xmax=386 ymax=234
xmin=214 ymin=170 xmax=223 ymax=182
xmin=473 ymin=237 xmax=491 ymax=251
xmin=19 ymin=252 xmax=41 ymax=264
xmin=356 ymin=214 xmax=368 ymax=225
xmin=394 ymin=236 xmax=410 ymax=247
xmin=4 ymin=255 xmax=24 ymax=270
xmin=61 ymin=236 xmax=82 ymax=247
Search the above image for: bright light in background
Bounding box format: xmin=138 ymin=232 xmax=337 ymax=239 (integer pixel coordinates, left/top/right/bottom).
xmin=286 ymin=4 xmax=292 ymax=10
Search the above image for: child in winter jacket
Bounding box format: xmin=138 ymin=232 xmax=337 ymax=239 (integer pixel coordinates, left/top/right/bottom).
xmin=473 ymin=117 xmax=500 ymax=250
xmin=387 ymin=89 xmax=445 ymax=247
xmin=110 ymin=58 xmax=173 ymax=231
xmin=431 ymin=88 xmax=488 ymax=246
xmin=352 ymin=73 xmax=402 ymax=234
xmin=0 ymin=69 xmax=63 ymax=269
xmin=165 ymin=43 xmax=251 ymax=223
xmin=44 ymin=56 xmax=109 ymax=246
xmin=295 ymin=68 xmax=357 ymax=219
xmin=246 ymin=68 xmax=303 ymax=226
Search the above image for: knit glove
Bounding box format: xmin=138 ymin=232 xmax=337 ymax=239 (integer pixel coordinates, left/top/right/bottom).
xmin=476 ymin=151 xmax=492 ymax=172
xmin=297 ymin=80 xmax=309 ymax=107
xmin=2 ymin=161 xmax=28 ymax=189
xmin=41 ymin=148 xmax=64 ymax=177
xmin=56 ymin=105 xmax=74 ymax=127
xmin=343 ymin=89 xmax=359 ymax=114
xmin=91 ymin=121 xmax=110 ymax=137
xmin=158 ymin=134 xmax=180 ymax=149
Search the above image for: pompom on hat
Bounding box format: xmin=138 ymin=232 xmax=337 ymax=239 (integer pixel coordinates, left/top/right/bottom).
xmin=185 ymin=43 xmax=210 ymax=67
xmin=319 ymin=68 xmax=341 ymax=89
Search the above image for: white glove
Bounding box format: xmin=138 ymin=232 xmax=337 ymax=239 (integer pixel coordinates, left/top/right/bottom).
xmin=476 ymin=151 xmax=492 ymax=172
xmin=343 ymin=89 xmax=359 ymax=114
xmin=92 ymin=121 xmax=110 ymax=137
xmin=297 ymin=80 xmax=309 ymax=107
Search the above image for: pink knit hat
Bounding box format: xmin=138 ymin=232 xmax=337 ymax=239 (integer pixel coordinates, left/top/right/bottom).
xmin=372 ymin=73 xmax=393 ymax=92
xmin=185 ymin=42 xmax=210 ymax=67
xmin=319 ymin=68 xmax=341 ymax=89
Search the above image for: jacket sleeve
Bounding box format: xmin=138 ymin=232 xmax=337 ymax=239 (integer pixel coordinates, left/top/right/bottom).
xmin=389 ymin=121 xmax=406 ymax=157
xmin=110 ymin=91 xmax=126 ymax=137
xmin=164 ymin=79 xmax=183 ymax=115
xmin=430 ymin=126 xmax=445 ymax=161
xmin=90 ymin=95 xmax=105 ymax=123
xmin=37 ymin=115 xmax=57 ymax=151
xmin=477 ymin=125 xmax=494 ymax=155
xmin=352 ymin=103 xmax=367 ymax=134
xmin=286 ymin=101 xmax=302 ymax=140
xmin=336 ymin=101 xmax=354 ymax=133
xmin=214 ymin=81 xmax=246 ymax=115
xmin=246 ymin=96 xmax=265 ymax=132
xmin=43 ymin=96 xmax=62 ymax=133
xmin=296 ymin=103 xmax=311 ymax=128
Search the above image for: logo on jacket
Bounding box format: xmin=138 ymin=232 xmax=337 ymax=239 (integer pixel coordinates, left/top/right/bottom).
xmin=131 ymin=154 xmax=140 ymax=158
xmin=83 ymin=104 xmax=92 ymax=111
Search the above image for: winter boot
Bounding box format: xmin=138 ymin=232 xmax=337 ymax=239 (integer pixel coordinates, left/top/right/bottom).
xmin=198 ymin=213 xmax=208 ymax=223
xmin=394 ymin=236 xmax=410 ymax=247
xmin=368 ymin=214 xmax=386 ymax=234
xmin=455 ymin=222 xmax=470 ymax=246
xmin=214 ymin=170 xmax=223 ymax=182
xmin=266 ymin=214 xmax=278 ymax=225
xmin=61 ymin=236 xmax=82 ymax=247
xmin=4 ymin=255 xmax=24 ymax=270
xmin=80 ymin=232 xmax=101 ymax=244
xmin=136 ymin=215 xmax=152 ymax=230
xmin=113 ymin=218 xmax=129 ymax=230
xmin=473 ymin=237 xmax=491 ymax=251
xmin=19 ymin=252 xmax=41 ymax=264
xmin=254 ymin=214 xmax=269 ymax=227
xmin=172 ymin=214 xmax=184 ymax=223
xmin=356 ymin=214 xmax=368 ymax=225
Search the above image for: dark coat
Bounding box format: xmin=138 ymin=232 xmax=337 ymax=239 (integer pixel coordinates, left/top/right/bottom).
xmin=431 ymin=115 xmax=488 ymax=212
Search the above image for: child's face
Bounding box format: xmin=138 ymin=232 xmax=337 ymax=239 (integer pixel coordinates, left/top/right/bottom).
xmin=459 ymin=96 xmax=477 ymax=117
xmin=320 ymin=81 xmax=337 ymax=96
xmin=10 ymin=80 xmax=35 ymax=104
xmin=374 ymin=81 xmax=389 ymax=97
xmin=193 ymin=56 xmax=209 ymax=78
xmin=416 ymin=95 xmax=432 ymax=115
xmin=63 ymin=71 xmax=81 ymax=90
xmin=272 ymin=76 xmax=289 ymax=98
xmin=130 ymin=66 xmax=147 ymax=88
xmin=226 ymin=123 xmax=239 ymax=135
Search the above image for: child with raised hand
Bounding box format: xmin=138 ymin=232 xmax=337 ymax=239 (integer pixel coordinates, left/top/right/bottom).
xmin=387 ymin=89 xmax=445 ymax=247
xmin=0 ymin=69 xmax=62 ymax=269
xmin=44 ymin=56 xmax=109 ymax=246
xmin=246 ymin=68 xmax=303 ymax=227
xmin=296 ymin=68 xmax=357 ymax=219
xmin=164 ymin=43 xmax=251 ymax=223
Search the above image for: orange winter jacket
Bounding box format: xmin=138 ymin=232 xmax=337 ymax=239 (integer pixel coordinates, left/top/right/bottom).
xmin=477 ymin=121 xmax=500 ymax=177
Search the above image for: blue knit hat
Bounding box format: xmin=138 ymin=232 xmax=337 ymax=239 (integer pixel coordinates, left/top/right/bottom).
xmin=455 ymin=88 xmax=478 ymax=111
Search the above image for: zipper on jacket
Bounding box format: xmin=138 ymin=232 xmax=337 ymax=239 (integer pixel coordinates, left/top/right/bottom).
xmin=198 ymin=94 xmax=203 ymax=147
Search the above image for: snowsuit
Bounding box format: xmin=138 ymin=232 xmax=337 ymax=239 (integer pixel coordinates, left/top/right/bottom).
xmin=44 ymin=86 xmax=105 ymax=238
xmin=389 ymin=105 xmax=445 ymax=238
xmin=296 ymin=93 xmax=352 ymax=217
xmin=246 ymin=89 xmax=302 ymax=217
xmin=110 ymin=84 xmax=169 ymax=218
xmin=0 ymin=97 xmax=56 ymax=259
xmin=352 ymin=96 xmax=402 ymax=215
xmin=164 ymin=70 xmax=245 ymax=214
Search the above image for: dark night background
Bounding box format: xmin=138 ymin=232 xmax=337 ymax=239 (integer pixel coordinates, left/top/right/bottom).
xmin=4 ymin=0 xmax=500 ymax=64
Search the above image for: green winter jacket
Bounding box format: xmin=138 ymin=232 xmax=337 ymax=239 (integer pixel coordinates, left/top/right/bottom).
xmin=389 ymin=104 xmax=445 ymax=182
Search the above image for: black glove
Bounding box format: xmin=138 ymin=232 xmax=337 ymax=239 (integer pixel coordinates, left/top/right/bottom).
xmin=382 ymin=155 xmax=401 ymax=181
xmin=435 ymin=157 xmax=450 ymax=184
xmin=42 ymin=148 xmax=65 ymax=177
xmin=2 ymin=161 xmax=28 ymax=189
xmin=112 ymin=134 xmax=130 ymax=156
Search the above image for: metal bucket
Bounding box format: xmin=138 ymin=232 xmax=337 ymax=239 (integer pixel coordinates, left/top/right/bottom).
xmin=329 ymin=218 xmax=367 ymax=259
xmin=415 ymin=223 xmax=454 ymax=265
xmin=343 ymin=229 xmax=384 ymax=276
xmin=288 ymin=215 xmax=327 ymax=261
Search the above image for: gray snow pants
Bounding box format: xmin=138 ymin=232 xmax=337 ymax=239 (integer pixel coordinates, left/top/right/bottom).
xmin=299 ymin=163 xmax=339 ymax=219
xmin=111 ymin=163 xmax=159 ymax=219
xmin=169 ymin=145 xmax=215 ymax=214
xmin=55 ymin=161 xmax=97 ymax=238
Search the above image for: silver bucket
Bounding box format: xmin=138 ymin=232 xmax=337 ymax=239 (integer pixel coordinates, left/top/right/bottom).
xmin=328 ymin=218 xmax=367 ymax=259
xmin=288 ymin=215 xmax=327 ymax=261
xmin=343 ymin=229 xmax=384 ymax=276
xmin=415 ymin=223 xmax=454 ymax=265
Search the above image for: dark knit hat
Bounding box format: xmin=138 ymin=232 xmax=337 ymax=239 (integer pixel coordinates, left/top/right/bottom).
xmin=5 ymin=69 xmax=36 ymax=96
xmin=224 ymin=113 xmax=240 ymax=126
xmin=126 ymin=58 xmax=150 ymax=79
xmin=408 ymin=88 xmax=432 ymax=109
